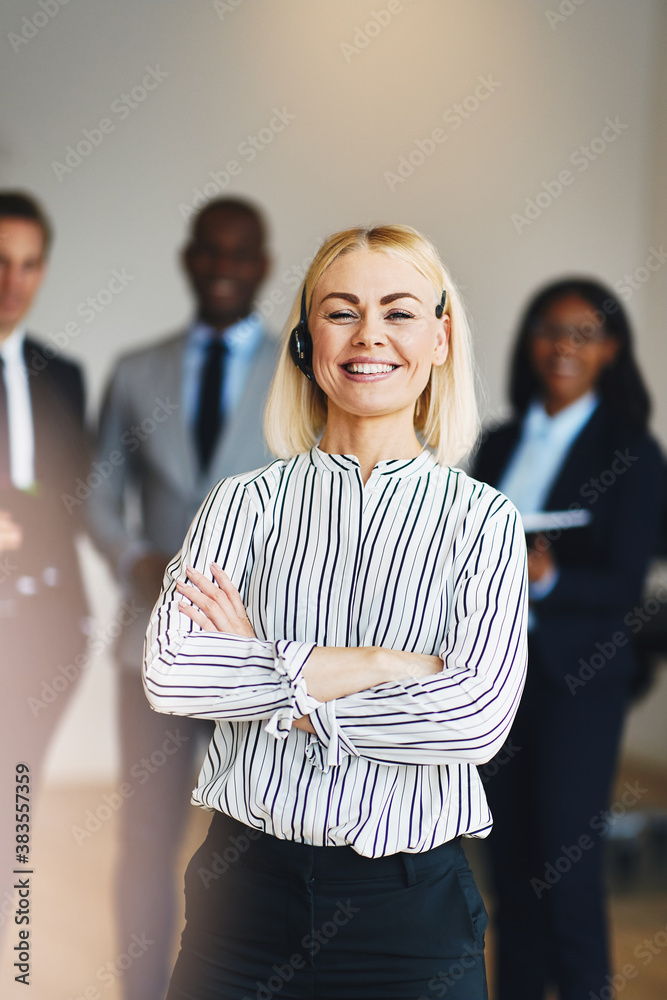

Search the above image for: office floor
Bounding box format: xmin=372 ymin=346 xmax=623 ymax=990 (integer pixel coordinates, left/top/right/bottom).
xmin=1 ymin=760 xmax=666 ymax=1000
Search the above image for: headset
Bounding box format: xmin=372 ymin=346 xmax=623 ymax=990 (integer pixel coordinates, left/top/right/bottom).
xmin=289 ymin=287 xmax=314 ymax=381
xmin=289 ymin=287 xmax=447 ymax=382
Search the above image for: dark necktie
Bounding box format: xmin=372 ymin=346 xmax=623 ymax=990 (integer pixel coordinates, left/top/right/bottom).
xmin=195 ymin=335 xmax=226 ymax=471
xmin=0 ymin=357 xmax=10 ymax=486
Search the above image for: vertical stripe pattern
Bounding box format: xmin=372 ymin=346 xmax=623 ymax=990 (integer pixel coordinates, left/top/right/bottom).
xmin=144 ymin=447 xmax=528 ymax=857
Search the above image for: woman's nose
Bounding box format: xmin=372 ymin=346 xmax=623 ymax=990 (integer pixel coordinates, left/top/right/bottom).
xmin=554 ymin=336 xmax=577 ymax=357
xmin=352 ymin=314 xmax=388 ymax=346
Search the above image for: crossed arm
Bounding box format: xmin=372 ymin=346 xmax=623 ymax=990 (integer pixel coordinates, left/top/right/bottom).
xmin=176 ymin=562 xmax=443 ymax=733
xmin=143 ymin=479 xmax=528 ymax=768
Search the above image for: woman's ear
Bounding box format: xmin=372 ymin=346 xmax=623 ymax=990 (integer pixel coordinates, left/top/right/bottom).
xmin=601 ymin=336 xmax=621 ymax=368
xmin=432 ymin=314 xmax=450 ymax=367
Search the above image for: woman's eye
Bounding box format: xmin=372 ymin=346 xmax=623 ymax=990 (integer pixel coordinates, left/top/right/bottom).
xmin=386 ymin=310 xmax=413 ymax=320
xmin=328 ymin=310 xmax=357 ymax=320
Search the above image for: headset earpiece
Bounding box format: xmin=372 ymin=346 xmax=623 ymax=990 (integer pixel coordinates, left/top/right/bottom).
xmin=289 ymin=286 xmax=315 ymax=382
xmin=435 ymin=290 xmax=447 ymax=319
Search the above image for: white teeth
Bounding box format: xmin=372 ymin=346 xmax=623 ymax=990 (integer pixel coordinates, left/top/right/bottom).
xmin=346 ymin=363 xmax=396 ymax=374
xmin=551 ymin=359 xmax=579 ymax=374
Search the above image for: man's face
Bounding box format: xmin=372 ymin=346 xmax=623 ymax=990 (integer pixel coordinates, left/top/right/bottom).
xmin=0 ymin=218 xmax=47 ymax=339
xmin=182 ymin=208 xmax=268 ymax=329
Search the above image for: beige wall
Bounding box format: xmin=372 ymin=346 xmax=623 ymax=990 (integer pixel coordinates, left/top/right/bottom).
xmin=1 ymin=0 xmax=665 ymax=781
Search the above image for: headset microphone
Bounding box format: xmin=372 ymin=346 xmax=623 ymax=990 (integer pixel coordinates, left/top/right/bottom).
xmin=289 ymin=286 xmax=315 ymax=381
xmin=290 ymin=287 xmax=446 ymax=381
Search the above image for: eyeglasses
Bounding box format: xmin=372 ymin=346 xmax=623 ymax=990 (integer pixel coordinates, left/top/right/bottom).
xmin=530 ymin=321 xmax=609 ymax=347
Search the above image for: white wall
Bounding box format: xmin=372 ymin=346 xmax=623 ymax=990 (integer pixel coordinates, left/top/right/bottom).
xmin=1 ymin=0 xmax=665 ymax=782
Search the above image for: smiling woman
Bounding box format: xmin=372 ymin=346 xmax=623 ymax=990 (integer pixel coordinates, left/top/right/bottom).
xmin=143 ymin=225 xmax=529 ymax=1000
xmin=265 ymin=225 xmax=479 ymax=471
xmin=472 ymin=276 xmax=665 ymax=1000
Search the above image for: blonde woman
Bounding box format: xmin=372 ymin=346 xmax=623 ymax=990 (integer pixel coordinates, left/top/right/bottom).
xmin=144 ymin=225 xmax=528 ymax=1000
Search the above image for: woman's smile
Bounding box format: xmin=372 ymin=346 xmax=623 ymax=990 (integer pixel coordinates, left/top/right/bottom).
xmin=341 ymin=355 xmax=401 ymax=379
xmin=309 ymin=248 xmax=448 ymax=426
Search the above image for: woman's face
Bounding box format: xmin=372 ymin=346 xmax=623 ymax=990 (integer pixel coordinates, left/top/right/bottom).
xmin=309 ymin=249 xmax=449 ymax=426
xmin=528 ymin=293 xmax=620 ymax=413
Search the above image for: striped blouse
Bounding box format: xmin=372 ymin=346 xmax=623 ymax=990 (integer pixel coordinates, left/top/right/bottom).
xmin=144 ymin=446 xmax=528 ymax=858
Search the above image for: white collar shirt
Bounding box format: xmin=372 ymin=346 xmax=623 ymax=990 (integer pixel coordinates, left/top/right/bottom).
xmin=0 ymin=327 xmax=35 ymax=489
xmin=497 ymin=392 xmax=599 ymax=515
xmin=145 ymin=448 xmax=528 ymax=857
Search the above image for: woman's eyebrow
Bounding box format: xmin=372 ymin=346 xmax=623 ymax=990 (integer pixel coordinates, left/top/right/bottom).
xmin=319 ymin=292 xmax=422 ymax=305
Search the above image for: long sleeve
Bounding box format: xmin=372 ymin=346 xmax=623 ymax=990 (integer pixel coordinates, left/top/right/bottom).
xmin=143 ymin=473 xmax=321 ymax=738
xmin=139 ymin=451 xmax=529 ymax=854
xmin=86 ymin=363 xmax=143 ymax=573
xmin=539 ymin=434 xmax=665 ymax=613
xmin=307 ymin=501 xmax=528 ymax=769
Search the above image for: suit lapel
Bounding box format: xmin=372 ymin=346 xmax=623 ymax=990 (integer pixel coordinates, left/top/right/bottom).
xmin=544 ymin=404 xmax=606 ymax=510
xmin=155 ymin=333 xmax=199 ymax=494
xmin=203 ymin=336 xmax=277 ymax=488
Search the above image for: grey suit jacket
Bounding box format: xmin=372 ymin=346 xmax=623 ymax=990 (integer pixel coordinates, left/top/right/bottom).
xmin=87 ymin=328 xmax=279 ymax=668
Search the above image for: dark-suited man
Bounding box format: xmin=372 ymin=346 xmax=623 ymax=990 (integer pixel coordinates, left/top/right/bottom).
xmin=87 ymin=197 xmax=277 ymax=1000
xmin=0 ymin=192 xmax=89 ymax=935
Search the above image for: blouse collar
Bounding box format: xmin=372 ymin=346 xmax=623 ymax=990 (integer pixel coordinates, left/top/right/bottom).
xmin=310 ymin=445 xmax=438 ymax=479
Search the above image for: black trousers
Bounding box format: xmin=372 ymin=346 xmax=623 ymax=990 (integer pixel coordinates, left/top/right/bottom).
xmin=116 ymin=670 xmax=214 ymax=1000
xmin=167 ymin=811 xmax=488 ymax=1000
xmin=485 ymin=644 xmax=629 ymax=1000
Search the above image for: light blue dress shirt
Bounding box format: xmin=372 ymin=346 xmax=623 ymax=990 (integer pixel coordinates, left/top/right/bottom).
xmin=498 ymin=391 xmax=599 ymax=515
xmin=498 ymin=391 xmax=598 ymax=606
xmin=181 ymin=313 xmax=264 ymax=428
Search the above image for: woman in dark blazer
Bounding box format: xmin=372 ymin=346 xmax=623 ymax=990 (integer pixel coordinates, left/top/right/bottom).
xmin=472 ymin=278 xmax=664 ymax=1000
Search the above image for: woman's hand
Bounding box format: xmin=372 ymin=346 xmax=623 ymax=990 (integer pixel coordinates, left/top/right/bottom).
xmin=177 ymin=566 xmax=321 ymax=729
xmin=527 ymin=533 xmax=556 ymax=583
xmin=176 ymin=563 xmax=256 ymax=637
xmin=0 ymin=510 xmax=22 ymax=554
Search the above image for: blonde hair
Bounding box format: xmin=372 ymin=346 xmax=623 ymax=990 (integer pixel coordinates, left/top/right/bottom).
xmin=264 ymin=225 xmax=479 ymax=466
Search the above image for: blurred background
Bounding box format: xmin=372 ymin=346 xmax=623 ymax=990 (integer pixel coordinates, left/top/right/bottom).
xmin=1 ymin=0 xmax=666 ymax=996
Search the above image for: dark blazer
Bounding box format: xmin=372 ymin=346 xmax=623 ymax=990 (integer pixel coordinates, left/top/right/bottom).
xmin=1 ymin=337 xmax=89 ymax=640
xmin=472 ymin=402 xmax=665 ymax=691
